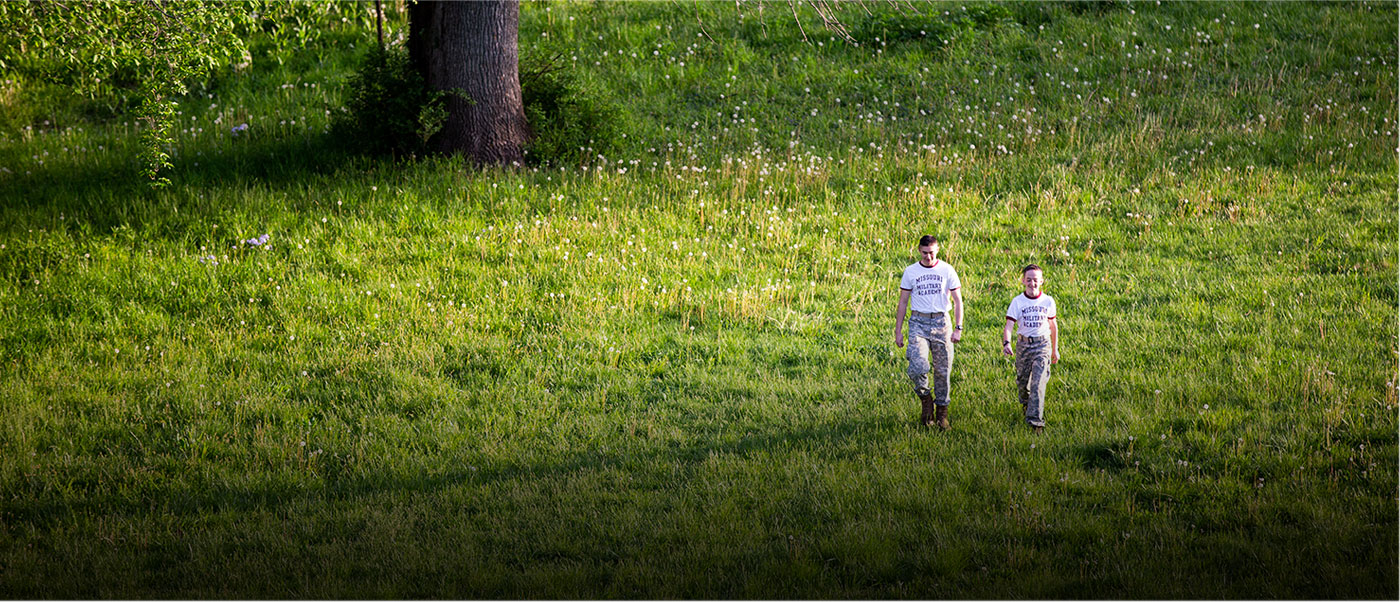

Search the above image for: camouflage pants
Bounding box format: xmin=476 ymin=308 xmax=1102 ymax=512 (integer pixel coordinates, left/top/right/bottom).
xmin=906 ymin=313 xmax=953 ymax=406
xmin=1015 ymin=335 xmax=1052 ymax=427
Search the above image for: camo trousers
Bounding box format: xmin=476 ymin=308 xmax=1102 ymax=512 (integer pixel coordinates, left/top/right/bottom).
xmin=906 ymin=312 xmax=952 ymax=406
xmin=1015 ymin=334 xmax=1052 ymax=427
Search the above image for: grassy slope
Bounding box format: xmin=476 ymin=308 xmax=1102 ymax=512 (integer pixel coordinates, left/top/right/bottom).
xmin=0 ymin=1 xmax=1395 ymax=598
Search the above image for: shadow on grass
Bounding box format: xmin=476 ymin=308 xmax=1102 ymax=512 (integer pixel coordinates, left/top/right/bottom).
xmin=0 ymin=132 xmax=392 ymax=235
xmin=1076 ymin=438 xmax=1134 ymax=472
xmin=5 ymin=393 xmax=1396 ymax=598
xmin=5 ymin=411 xmax=880 ymax=529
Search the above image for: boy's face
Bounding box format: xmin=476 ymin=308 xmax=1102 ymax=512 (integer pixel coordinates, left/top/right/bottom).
xmin=918 ymin=243 xmax=939 ymax=267
xmin=1022 ymin=269 xmax=1044 ymax=295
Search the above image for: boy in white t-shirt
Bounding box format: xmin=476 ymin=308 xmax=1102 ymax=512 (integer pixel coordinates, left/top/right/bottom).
xmin=1001 ymin=264 xmax=1059 ymax=432
xmin=894 ymin=235 xmax=964 ymax=430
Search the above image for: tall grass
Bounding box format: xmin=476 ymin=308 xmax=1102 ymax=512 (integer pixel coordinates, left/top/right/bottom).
xmin=0 ymin=1 xmax=1395 ymax=598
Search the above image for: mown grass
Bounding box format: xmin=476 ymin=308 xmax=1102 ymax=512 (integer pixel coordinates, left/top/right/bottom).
xmin=0 ymin=1 xmax=1395 ymax=598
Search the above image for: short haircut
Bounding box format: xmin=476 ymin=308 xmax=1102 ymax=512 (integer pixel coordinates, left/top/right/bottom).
xmin=1022 ymin=263 xmax=1043 ymax=275
xmin=917 ymin=235 xmax=939 ymax=248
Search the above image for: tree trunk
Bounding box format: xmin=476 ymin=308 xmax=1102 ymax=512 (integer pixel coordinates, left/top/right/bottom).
xmin=408 ymin=0 xmax=527 ymax=166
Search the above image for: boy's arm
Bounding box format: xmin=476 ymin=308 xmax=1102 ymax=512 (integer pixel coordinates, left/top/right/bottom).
xmin=949 ymin=288 xmax=964 ymax=343
xmin=1049 ymin=317 xmax=1060 ymax=363
xmin=1002 ymin=317 xmax=1015 ymax=356
xmin=894 ymin=289 xmax=911 ymax=347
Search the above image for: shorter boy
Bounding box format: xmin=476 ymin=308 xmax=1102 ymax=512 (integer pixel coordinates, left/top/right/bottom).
xmin=1002 ymin=264 xmax=1059 ymax=432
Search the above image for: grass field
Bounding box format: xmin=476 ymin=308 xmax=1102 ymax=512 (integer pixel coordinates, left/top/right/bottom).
xmin=0 ymin=1 xmax=1396 ymax=597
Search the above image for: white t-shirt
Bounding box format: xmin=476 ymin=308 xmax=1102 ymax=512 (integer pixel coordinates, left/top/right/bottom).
xmin=1006 ymin=292 xmax=1057 ymax=338
xmin=900 ymin=260 xmax=961 ymax=314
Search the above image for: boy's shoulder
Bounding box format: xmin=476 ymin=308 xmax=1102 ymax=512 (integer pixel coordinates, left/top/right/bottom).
xmin=902 ymin=261 xmax=940 ymax=273
xmin=901 ymin=261 xmax=958 ymax=278
xmin=1010 ymin=292 xmax=1056 ymax=304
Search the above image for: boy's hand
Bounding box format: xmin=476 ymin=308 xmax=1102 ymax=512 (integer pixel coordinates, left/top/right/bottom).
xmin=950 ymin=329 xmax=962 ymax=343
xmin=1002 ymin=342 xmax=1013 ymax=357
xmin=895 ymin=332 xmax=904 ymax=348
xmin=1051 ymin=350 xmax=1060 ymax=364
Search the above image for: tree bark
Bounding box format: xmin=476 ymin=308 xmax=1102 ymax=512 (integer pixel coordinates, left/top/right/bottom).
xmin=408 ymin=0 xmax=527 ymax=165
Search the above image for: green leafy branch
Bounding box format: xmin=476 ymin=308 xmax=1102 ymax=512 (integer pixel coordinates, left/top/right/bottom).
xmin=0 ymin=1 xmax=249 ymax=186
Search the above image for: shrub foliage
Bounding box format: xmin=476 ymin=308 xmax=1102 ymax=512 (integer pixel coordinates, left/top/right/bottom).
xmin=521 ymin=50 xmax=620 ymax=166
xmin=335 ymin=46 xmax=618 ymax=165
xmin=333 ymin=48 xmax=447 ymax=158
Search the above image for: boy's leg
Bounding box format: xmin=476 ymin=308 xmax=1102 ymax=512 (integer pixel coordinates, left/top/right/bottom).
xmin=906 ymin=316 xmax=940 ymax=426
xmin=905 ymin=320 xmax=932 ymax=396
xmin=1022 ymin=338 xmax=1051 ymax=427
xmin=1015 ymin=341 xmax=1032 ymax=410
xmin=929 ymin=314 xmax=953 ymax=407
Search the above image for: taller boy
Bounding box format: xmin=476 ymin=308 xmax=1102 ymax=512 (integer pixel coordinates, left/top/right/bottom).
xmin=894 ymin=235 xmax=964 ymax=430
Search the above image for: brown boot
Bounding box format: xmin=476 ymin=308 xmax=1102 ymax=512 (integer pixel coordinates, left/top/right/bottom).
xmin=935 ymin=405 xmax=950 ymax=431
xmin=919 ymin=392 xmax=935 ymax=427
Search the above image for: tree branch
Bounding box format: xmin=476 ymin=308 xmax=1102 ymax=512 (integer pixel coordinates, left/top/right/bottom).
xmin=693 ymin=0 xmax=715 ymax=43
